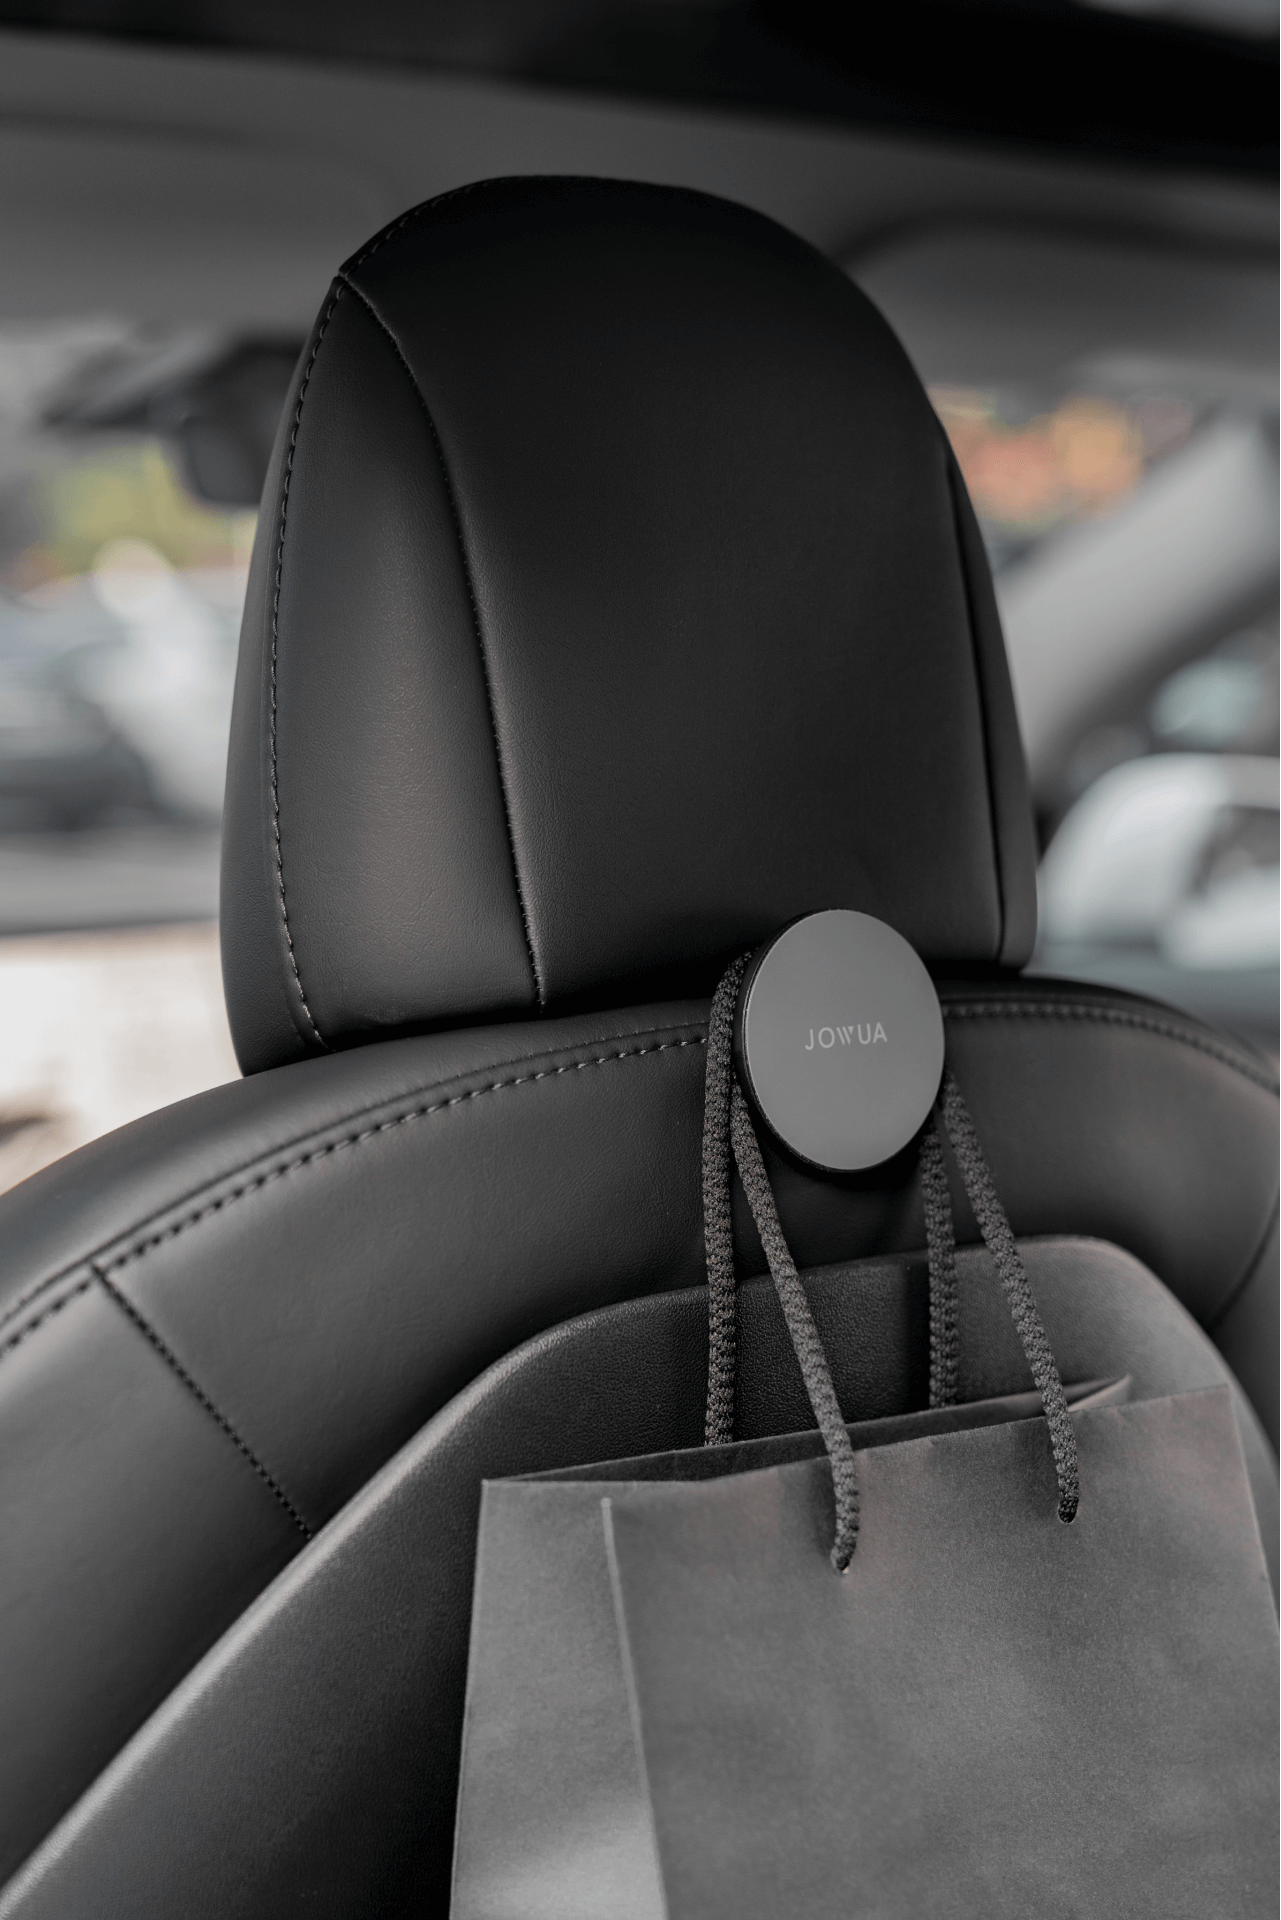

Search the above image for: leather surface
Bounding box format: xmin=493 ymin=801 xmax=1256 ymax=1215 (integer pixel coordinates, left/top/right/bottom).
xmin=2 ymin=1239 xmax=1272 ymax=1920
xmin=221 ymin=177 xmax=1037 ymax=1074
xmin=0 ymin=1284 xmax=302 ymax=1883
xmin=0 ymin=978 xmax=1274 ymax=1889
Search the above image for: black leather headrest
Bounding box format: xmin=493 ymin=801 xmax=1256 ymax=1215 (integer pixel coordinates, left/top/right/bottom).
xmin=222 ymin=177 xmax=1036 ymax=1074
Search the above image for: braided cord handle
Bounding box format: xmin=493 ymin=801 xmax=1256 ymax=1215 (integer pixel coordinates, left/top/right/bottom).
xmin=729 ymin=1084 xmax=860 ymax=1571
xmin=702 ymin=955 xmax=749 ymax=1447
xmin=700 ymin=955 xmax=1082 ymax=1563
xmin=702 ymin=953 xmax=857 ymax=1566
xmin=936 ymin=1069 xmax=1080 ymax=1524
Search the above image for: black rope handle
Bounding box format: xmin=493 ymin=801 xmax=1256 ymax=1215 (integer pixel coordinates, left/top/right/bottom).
xmin=700 ymin=955 xmax=1081 ymax=1559
xmin=920 ymin=1115 xmax=960 ymax=1410
xmin=702 ymin=956 xmax=960 ymax=1444
xmin=935 ymin=1069 xmax=1080 ymax=1524
xmin=729 ymin=1083 xmax=860 ymax=1572
xmin=703 ymin=953 xmax=749 ymax=1447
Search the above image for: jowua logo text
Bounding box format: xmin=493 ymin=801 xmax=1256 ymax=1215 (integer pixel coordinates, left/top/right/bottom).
xmin=805 ymin=1023 xmax=888 ymax=1051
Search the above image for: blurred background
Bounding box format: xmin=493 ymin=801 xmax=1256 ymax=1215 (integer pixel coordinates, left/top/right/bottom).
xmin=0 ymin=0 xmax=1275 ymax=1192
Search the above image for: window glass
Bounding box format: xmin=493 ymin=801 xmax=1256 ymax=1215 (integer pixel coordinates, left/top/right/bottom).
xmin=934 ymin=382 xmax=1278 ymax=1060
xmin=931 ymin=386 xmax=1200 ymax=570
xmin=0 ymin=322 xmax=258 ymax=1191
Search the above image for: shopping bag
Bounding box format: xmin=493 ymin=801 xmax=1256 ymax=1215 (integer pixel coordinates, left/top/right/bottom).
xmin=450 ymin=957 xmax=1279 ymax=1918
xmin=452 ymin=1381 xmax=1276 ymax=1920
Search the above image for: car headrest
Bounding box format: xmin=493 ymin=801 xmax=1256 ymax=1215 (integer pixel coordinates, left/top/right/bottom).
xmin=221 ymin=177 xmax=1036 ymax=1074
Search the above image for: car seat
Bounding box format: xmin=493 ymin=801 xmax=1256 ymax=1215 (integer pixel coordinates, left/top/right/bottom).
xmin=0 ymin=178 xmax=1275 ymax=1919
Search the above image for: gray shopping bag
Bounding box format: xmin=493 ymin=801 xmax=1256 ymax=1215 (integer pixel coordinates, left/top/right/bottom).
xmin=453 ymin=1388 xmax=1084 ymax=1919
xmin=452 ymin=981 xmax=1277 ymax=1919
xmin=451 ymin=1381 xmax=1277 ymax=1920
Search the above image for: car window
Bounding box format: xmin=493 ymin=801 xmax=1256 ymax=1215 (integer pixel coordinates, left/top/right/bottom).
xmin=932 ymin=382 xmax=1277 ymax=1058
xmin=0 ymin=322 xmax=256 ymax=1188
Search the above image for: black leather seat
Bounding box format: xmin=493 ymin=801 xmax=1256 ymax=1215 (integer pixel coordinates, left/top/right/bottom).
xmin=0 ymin=178 xmax=1275 ymax=1918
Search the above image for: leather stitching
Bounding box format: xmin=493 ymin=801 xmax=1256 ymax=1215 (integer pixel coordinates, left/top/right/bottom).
xmin=0 ymin=1274 xmax=93 ymax=1362
xmin=943 ymin=998 xmax=1279 ymax=1095
xmin=261 ymin=180 xmax=515 ymax=1040
xmin=93 ymin=1265 xmax=313 ymax=1539
xmin=0 ymin=1264 xmax=312 ymax=1538
xmin=943 ymin=449 xmax=1007 ymax=963
xmin=339 ymin=274 xmax=544 ymax=1004
xmin=341 ymin=177 xmax=497 ymax=275
xmin=267 ymin=292 xmax=343 ymax=1052
xmin=0 ymin=1024 xmax=707 ymax=1339
xmin=97 ymin=1037 xmax=705 ymax=1279
xmin=0 ymin=997 xmax=1271 ymax=1342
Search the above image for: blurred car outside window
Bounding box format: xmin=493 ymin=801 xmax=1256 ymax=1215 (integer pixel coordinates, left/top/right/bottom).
xmin=931 ymin=381 xmax=1278 ymax=1062
xmin=0 ymin=321 xmax=252 ymax=1193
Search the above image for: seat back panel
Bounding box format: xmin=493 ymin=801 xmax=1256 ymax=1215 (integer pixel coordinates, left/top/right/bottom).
xmin=2 ymin=1237 xmax=1272 ymax=1920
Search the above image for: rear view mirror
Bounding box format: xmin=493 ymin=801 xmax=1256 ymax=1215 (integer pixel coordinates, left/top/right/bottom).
xmin=47 ymin=336 xmax=303 ymax=508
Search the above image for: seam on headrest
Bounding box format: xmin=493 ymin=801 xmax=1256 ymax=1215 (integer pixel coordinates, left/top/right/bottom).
xmin=340 ymin=274 xmax=545 ymax=1004
xmin=267 ymin=294 xmax=342 ymax=1052
xmin=944 ymin=448 xmax=1006 ymax=963
xmin=944 ymin=998 xmax=1279 ymax=1095
xmin=342 ymin=177 xmax=500 ymax=275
